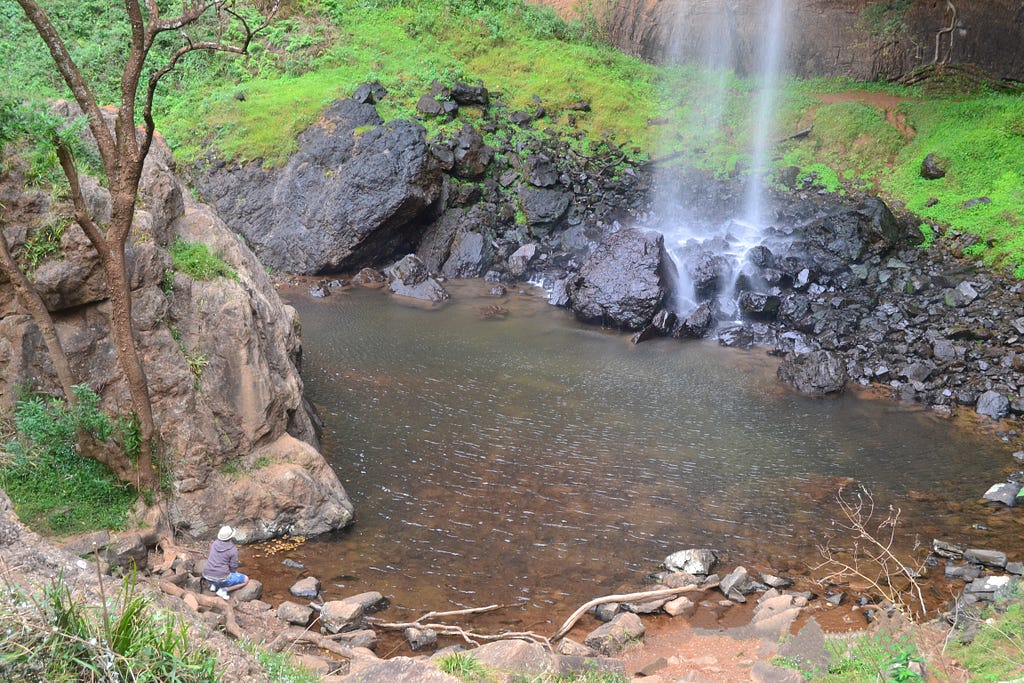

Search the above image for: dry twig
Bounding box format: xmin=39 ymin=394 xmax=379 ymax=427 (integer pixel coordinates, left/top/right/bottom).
xmin=812 ymin=484 xmax=927 ymax=617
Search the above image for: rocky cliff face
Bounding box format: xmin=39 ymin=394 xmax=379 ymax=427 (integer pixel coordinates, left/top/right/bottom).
xmin=559 ymin=0 xmax=1023 ymax=81
xmin=0 ymin=116 xmax=353 ymax=542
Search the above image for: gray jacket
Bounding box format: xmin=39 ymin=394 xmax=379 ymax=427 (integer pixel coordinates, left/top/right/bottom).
xmin=203 ymin=539 xmax=239 ymax=580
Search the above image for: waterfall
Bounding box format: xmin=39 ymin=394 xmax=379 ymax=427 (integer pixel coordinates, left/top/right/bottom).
xmin=656 ymin=0 xmax=789 ymax=323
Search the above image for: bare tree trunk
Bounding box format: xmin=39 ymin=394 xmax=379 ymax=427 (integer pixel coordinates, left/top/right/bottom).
xmin=102 ymin=213 xmax=158 ymax=491
xmin=0 ymin=226 xmax=78 ymax=404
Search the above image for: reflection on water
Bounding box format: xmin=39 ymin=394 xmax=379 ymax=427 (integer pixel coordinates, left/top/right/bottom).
xmin=255 ymin=281 xmax=1015 ymax=628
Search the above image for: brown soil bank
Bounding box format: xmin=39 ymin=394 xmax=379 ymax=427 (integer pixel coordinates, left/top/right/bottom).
xmin=531 ymin=0 xmax=1024 ymax=81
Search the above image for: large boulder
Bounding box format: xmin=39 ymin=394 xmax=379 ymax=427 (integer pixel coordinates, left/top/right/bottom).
xmin=196 ymin=98 xmax=443 ymax=274
xmin=566 ymin=228 xmax=675 ymax=331
xmin=0 ymin=127 xmax=353 ymax=542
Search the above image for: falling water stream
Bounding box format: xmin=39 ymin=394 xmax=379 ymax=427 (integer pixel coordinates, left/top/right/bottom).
xmin=249 ymin=283 xmax=1017 ymax=634
xmin=658 ymin=0 xmax=789 ymax=321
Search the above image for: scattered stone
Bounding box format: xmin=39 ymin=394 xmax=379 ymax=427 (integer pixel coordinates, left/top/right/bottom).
xmin=932 ymin=539 xmax=964 ymax=559
xmin=920 ymin=153 xmax=946 ymax=180
xmin=282 ymin=558 xmax=305 ymax=570
xmin=583 ymin=612 xmax=645 ymax=656
xmin=277 ymin=600 xmax=314 ymax=625
xmin=289 ymin=576 xmax=321 ymax=598
xmin=593 ymin=602 xmax=620 ymax=622
xmin=964 ymin=549 xmax=1008 ymax=569
xmin=664 ymin=549 xmax=719 ymax=576
xmin=471 ymin=640 xmax=550 ymax=678
xmin=982 ymin=481 xmax=1021 ymax=506
xmin=636 ymin=656 xmax=669 ymax=676
xmin=321 ymin=599 xmax=365 ymax=634
xmin=404 ymin=626 xmax=437 ymax=650
xmin=663 ymin=595 xmax=695 ymax=617
xmin=335 ymin=629 xmax=378 ymax=650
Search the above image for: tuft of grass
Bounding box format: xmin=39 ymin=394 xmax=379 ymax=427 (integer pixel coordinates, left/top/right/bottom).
xmin=816 ymin=631 xmax=924 ymax=682
xmin=0 ymin=570 xmax=218 ymax=682
xmin=0 ymin=385 xmax=136 ymax=535
xmin=239 ymin=639 xmax=322 ymax=683
xmin=436 ymin=651 xmax=491 ymax=682
xmin=169 ymin=240 xmax=238 ymax=281
xmin=19 ymin=216 xmax=67 ymax=272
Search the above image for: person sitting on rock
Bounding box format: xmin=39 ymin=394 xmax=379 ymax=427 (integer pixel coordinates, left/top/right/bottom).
xmin=203 ymin=525 xmax=249 ymax=600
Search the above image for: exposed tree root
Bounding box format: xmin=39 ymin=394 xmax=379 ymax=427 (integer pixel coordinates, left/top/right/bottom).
xmin=158 ymin=580 xmax=243 ymax=639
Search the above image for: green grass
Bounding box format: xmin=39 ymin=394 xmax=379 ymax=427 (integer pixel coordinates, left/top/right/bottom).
xmin=169 ymin=240 xmax=238 ymax=281
xmin=436 ymin=651 xmax=492 ymax=681
xmin=4 ymin=0 xmax=1024 ymax=272
xmin=0 ymin=571 xmax=218 ymax=682
xmin=817 ymin=631 xmax=924 ymax=682
xmin=240 ymin=640 xmax=322 ymax=683
xmin=0 ymin=385 xmax=136 ymax=535
xmin=948 ymin=600 xmax=1024 ymax=682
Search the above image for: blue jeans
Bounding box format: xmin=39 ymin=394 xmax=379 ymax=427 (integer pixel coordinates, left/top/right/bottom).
xmin=207 ymin=572 xmax=247 ymax=589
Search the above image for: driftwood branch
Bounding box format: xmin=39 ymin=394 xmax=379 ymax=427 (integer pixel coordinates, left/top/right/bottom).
xmin=268 ymin=626 xmax=364 ymax=659
xmin=551 ymin=582 xmax=716 ymax=642
xmin=158 ymin=580 xmax=242 ymax=639
xmin=369 ymin=604 xmax=550 ymax=648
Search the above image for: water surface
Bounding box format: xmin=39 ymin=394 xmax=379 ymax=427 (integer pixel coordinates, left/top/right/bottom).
xmin=254 ymin=281 xmax=1016 ymax=629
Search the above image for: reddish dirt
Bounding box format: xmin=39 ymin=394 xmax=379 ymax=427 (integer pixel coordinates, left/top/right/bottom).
xmin=813 ymin=91 xmax=919 ymax=140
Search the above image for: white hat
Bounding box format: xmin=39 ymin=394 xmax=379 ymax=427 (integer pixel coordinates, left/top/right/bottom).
xmin=217 ymin=525 xmax=235 ymax=541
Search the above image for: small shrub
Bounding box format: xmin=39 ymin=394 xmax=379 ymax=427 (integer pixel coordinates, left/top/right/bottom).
xmin=169 ymin=240 xmax=237 ymax=281
xmin=0 ymin=385 xmax=136 ymax=535
xmin=240 ymin=640 xmax=321 ymax=683
xmin=19 ymin=216 xmax=67 ymax=271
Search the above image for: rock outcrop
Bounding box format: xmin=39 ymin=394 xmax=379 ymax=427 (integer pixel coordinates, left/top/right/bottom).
xmin=0 ymin=121 xmax=353 ymax=541
xmin=195 ymin=98 xmax=444 ymax=274
xmin=573 ymin=0 xmax=1024 ymax=82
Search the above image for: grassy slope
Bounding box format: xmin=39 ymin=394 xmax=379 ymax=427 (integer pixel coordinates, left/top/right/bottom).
xmin=1 ymin=0 xmax=1023 ymax=270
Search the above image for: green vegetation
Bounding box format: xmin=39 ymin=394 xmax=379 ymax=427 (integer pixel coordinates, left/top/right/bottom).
xmin=19 ymin=215 xmax=67 ymax=272
xmin=169 ymin=240 xmax=238 ymax=281
xmin=240 ymin=640 xmax=322 ymax=683
xmin=948 ymin=598 xmax=1024 ymax=682
xmin=5 ymin=0 xmax=1024 ymax=271
xmin=436 ymin=651 xmax=491 ymax=681
xmin=0 ymin=571 xmax=218 ymax=682
xmin=0 ymin=385 xmax=136 ymax=535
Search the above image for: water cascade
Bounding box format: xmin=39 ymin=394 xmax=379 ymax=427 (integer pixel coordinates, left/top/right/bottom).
xmin=657 ymin=0 xmax=790 ymax=323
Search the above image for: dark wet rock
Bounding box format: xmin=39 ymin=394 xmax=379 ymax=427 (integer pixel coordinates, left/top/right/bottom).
xmin=308 ymin=283 xmax=330 ymax=298
xmin=982 ymin=482 xmax=1021 ymax=506
xmin=353 ymin=81 xmax=387 ymax=105
xmin=921 ymin=153 xmax=946 ymax=180
xmin=664 ymin=549 xmax=718 ymax=575
xmin=964 ymin=197 xmax=991 ymax=209
xmin=583 ymin=612 xmax=645 ymax=656
xmin=518 ymin=185 xmax=572 ymax=231
xmin=777 ymin=350 xmax=848 ymax=395
xmin=509 ymin=110 xmax=534 ymax=127
xmin=195 ymin=98 xmax=442 ymax=274
xmin=525 ymin=154 xmax=560 ymax=187
xmin=451 ymin=124 xmax=493 ymax=180
xmin=679 ymin=246 xmax=733 ymax=299
xmin=738 ymin=292 xmax=781 ymax=321
xmin=450 ymin=81 xmax=489 ymax=106
xmin=566 ymin=228 xmax=674 ymax=331
xmin=593 ymin=602 xmax=620 ymax=622
xmin=674 ymin=302 xmax=715 ymax=339
xmin=747 ymin=244 xmax=775 ymax=269
xmin=441 ymin=230 xmax=491 ymax=279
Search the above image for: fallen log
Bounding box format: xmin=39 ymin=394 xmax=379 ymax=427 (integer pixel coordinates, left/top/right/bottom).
xmin=551 ymin=581 xmax=718 ymax=642
xmin=158 ymin=580 xmax=243 ymax=639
